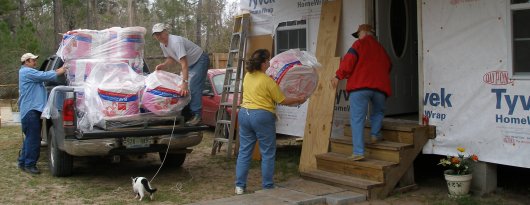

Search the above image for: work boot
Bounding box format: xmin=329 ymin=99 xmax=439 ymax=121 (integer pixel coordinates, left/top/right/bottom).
xmin=185 ymin=114 xmax=201 ymax=126
xmin=368 ymin=135 xmax=383 ymax=144
xmin=348 ymin=154 xmax=365 ymax=161
xmin=24 ymin=166 xmax=41 ymax=175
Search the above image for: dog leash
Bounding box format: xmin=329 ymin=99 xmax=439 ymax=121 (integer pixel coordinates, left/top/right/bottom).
xmin=149 ymin=115 xmax=178 ymax=183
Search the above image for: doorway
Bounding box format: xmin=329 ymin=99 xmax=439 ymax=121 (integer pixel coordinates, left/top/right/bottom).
xmin=375 ymin=0 xmax=419 ymax=118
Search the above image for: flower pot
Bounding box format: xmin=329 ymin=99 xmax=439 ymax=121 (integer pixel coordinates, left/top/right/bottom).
xmin=444 ymin=170 xmax=472 ymax=198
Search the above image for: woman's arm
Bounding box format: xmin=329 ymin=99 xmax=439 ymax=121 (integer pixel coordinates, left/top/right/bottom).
xmin=280 ymin=96 xmax=306 ymax=106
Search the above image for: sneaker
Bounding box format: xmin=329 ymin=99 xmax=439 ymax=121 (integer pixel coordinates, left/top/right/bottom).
xmin=235 ymin=186 xmax=245 ymax=195
xmin=185 ymin=115 xmax=201 ymax=126
xmin=348 ymin=154 xmax=365 ymax=161
xmin=368 ymin=136 xmax=383 ymax=144
xmin=24 ymin=166 xmax=41 ymax=175
xmin=40 ymin=140 xmax=48 ymax=147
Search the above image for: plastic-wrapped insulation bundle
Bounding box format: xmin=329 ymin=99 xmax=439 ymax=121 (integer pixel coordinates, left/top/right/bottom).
xmin=79 ymin=62 xmax=145 ymax=131
xmin=65 ymin=59 xmax=127 ymax=86
xmin=56 ymin=27 xmax=146 ymax=75
xmin=266 ymin=49 xmax=321 ymax=104
xmin=56 ymin=30 xmax=95 ymax=60
xmin=142 ymin=70 xmax=191 ymax=116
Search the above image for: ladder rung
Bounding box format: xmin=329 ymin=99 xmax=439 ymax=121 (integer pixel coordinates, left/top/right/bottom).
xmin=230 ymin=49 xmax=240 ymax=53
xmin=213 ymin=138 xmax=229 ymax=143
xmin=232 ymin=32 xmax=241 ymax=36
xmin=220 ymin=102 xmax=236 ymax=106
xmin=216 ymin=120 xmax=231 ymax=124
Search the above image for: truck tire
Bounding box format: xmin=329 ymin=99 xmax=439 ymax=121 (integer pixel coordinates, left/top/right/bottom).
xmin=159 ymin=152 xmax=186 ymax=168
xmin=48 ymin=129 xmax=73 ymax=177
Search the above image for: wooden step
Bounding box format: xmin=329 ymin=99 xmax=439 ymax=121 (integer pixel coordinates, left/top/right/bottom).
xmin=344 ymin=125 xmax=415 ymax=144
xmin=331 ymin=136 xmax=412 ymax=150
xmin=315 ymin=152 xmax=397 ymax=182
xmin=330 ymin=137 xmax=411 ymax=163
xmin=301 ymin=169 xmax=383 ymax=198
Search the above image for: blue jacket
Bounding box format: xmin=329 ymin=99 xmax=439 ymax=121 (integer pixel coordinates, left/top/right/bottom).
xmin=18 ymin=66 xmax=57 ymax=119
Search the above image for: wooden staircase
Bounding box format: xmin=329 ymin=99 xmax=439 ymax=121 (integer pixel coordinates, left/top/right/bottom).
xmin=301 ymin=119 xmax=435 ymax=199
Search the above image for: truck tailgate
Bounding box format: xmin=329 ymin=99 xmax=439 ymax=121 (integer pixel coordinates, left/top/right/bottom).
xmin=77 ymin=124 xmax=209 ymax=139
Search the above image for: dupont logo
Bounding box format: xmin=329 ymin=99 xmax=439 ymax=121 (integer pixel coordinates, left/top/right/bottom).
xmin=483 ymin=71 xmax=514 ymax=85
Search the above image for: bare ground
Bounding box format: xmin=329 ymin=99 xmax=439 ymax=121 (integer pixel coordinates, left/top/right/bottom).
xmin=0 ymin=125 xmax=528 ymax=205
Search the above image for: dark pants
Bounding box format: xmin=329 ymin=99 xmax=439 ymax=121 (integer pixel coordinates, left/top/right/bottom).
xmin=18 ymin=110 xmax=42 ymax=168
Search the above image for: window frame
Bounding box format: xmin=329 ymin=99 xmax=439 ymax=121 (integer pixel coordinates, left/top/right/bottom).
xmin=508 ymin=2 xmax=530 ymax=79
xmin=274 ymin=20 xmax=308 ymax=55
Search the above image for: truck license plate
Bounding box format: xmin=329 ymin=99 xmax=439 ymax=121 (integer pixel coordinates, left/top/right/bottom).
xmin=123 ymin=137 xmax=152 ymax=148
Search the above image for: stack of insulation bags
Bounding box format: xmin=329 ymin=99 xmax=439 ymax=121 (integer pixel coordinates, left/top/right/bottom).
xmin=56 ymin=27 xmax=189 ymax=131
xmin=266 ymin=49 xmax=320 ymax=104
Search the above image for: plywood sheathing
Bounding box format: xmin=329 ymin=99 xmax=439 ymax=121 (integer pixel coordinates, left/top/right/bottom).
xmin=299 ymin=0 xmax=342 ymax=172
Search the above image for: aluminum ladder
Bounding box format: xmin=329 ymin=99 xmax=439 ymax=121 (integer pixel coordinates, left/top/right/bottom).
xmin=211 ymin=13 xmax=250 ymax=158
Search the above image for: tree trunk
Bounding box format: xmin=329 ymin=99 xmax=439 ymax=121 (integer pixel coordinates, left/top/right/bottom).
xmin=205 ymin=0 xmax=211 ymax=53
xmin=127 ymin=0 xmax=135 ymax=27
xmin=18 ymin=0 xmax=24 ymax=22
xmin=86 ymin=0 xmax=90 ymax=28
xmin=196 ymin=0 xmax=202 ymax=47
xmin=89 ymin=0 xmax=98 ymax=29
xmin=53 ymin=0 xmax=64 ymax=48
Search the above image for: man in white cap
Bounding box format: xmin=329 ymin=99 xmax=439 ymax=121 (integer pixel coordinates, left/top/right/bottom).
xmin=18 ymin=53 xmax=66 ymax=174
xmin=152 ymin=23 xmax=209 ymax=126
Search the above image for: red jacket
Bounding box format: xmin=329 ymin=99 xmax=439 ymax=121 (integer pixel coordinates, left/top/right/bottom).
xmin=335 ymin=35 xmax=392 ymax=97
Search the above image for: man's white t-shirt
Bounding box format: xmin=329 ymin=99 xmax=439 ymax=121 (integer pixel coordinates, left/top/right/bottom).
xmin=160 ymin=35 xmax=203 ymax=66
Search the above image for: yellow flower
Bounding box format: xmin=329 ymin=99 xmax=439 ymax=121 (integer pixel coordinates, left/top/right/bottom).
xmin=438 ymin=147 xmax=479 ymax=175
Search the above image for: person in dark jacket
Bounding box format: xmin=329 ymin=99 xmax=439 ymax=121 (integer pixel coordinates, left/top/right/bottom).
xmin=331 ymin=24 xmax=392 ymax=161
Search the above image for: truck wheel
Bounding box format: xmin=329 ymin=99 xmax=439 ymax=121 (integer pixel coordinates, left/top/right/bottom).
xmin=159 ymin=152 xmax=186 ymax=168
xmin=48 ymin=129 xmax=73 ymax=177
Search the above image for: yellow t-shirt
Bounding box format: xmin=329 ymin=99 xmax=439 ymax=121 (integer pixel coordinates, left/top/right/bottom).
xmin=241 ymin=71 xmax=286 ymax=113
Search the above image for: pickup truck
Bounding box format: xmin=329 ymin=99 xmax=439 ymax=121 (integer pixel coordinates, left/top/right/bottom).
xmin=40 ymin=55 xmax=208 ymax=177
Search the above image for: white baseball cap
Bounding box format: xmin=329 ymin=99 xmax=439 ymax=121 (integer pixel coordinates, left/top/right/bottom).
xmin=152 ymin=23 xmax=168 ymax=35
xmin=20 ymin=53 xmax=39 ymax=62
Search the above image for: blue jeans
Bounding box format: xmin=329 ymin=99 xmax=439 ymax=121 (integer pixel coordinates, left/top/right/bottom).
xmin=18 ymin=110 xmax=42 ymax=168
xmin=349 ymin=90 xmax=386 ymax=156
xmin=236 ymin=108 xmax=276 ymax=189
xmin=188 ymin=53 xmax=209 ymax=116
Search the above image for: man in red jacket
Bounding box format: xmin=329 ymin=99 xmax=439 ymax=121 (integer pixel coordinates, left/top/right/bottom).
xmin=331 ymin=24 xmax=392 ymax=161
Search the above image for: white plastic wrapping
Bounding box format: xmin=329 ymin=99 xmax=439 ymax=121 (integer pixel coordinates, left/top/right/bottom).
xmin=266 ymin=49 xmax=320 ymax=101
xmin=51 ymin=26 xmax=194 ymax=131
xmin=65 ymin=59 xmax=133 ymax=86
xmin=78 ymin=62 xmax=145 ymax=131
xmin=142 ymin=70 xmax=191 ymax=116
xmin=57 ymin=27 xmax=146 ymax=75
xmin=41 ymin=86 xmax=84 ymax=120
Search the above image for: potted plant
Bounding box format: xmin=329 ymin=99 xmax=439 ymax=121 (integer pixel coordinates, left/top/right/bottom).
xmin=438 ymin=147 xmax=479 ymax=198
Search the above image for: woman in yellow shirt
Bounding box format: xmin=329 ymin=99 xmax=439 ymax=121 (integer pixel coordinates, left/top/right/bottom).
xmin=235 ymin=49 xmax=305 ymax=194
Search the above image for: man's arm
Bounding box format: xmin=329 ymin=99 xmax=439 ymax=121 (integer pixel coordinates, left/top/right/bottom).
xmin=178 ymin=56 xmax=190 ymax=96
xmin=25 ymin=67 xmax=66 ymax=82
xmin=332 ymin=45 xmax=359 ymax=89
xmin=155 ymin=57 xmax=177 ymax=70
